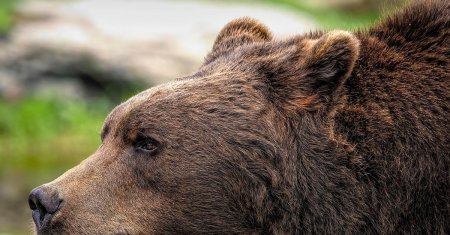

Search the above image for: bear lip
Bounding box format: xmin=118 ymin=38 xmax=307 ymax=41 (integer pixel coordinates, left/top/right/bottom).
xmin=32 ymin=200 xmax=64 ymax=233
xmin=32 ymin=210 xmax=53 ymax=231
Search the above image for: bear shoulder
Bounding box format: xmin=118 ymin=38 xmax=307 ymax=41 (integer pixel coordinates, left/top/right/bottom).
xmin=368 ymin=0 xmax=449 ymax=55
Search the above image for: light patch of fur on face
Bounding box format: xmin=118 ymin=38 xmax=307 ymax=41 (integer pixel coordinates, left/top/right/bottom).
xmin=106 ymin=75 xmax=221 ymax=121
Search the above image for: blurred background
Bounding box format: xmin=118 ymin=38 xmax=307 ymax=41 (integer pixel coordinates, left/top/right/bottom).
xmin=0 ymin=0 xmax=407 ymax=234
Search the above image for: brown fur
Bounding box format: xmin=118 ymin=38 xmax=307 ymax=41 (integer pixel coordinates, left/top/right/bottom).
xmin=30 ymin=0 xmax=449 ymax=234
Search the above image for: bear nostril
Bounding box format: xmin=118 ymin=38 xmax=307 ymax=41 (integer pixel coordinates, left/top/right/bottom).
xmin=28 ymin=197 xmax=37 ymax=210
xmin=28 ymin=187 xmax=63 ymax=229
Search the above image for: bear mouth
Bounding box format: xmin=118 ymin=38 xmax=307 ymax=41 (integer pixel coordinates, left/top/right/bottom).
xmin=31 ymin=202 xmax=64 ymax=234
xmin=32 ymin=211 xmax=52 ymax=231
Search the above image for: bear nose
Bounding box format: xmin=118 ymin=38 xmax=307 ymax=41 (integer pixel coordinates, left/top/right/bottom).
xmin=28 ymin=186 xmax=63 ymax=229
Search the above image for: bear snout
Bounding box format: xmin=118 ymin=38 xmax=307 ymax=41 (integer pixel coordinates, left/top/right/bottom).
xmin=28 ymin=186 xmax=63 ymax=231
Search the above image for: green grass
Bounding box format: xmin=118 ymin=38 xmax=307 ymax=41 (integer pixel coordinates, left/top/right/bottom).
xmin=0 ymin=97 xmax=111 ymax=187
xmin=0 ymin=0 xmax=19 ymax=34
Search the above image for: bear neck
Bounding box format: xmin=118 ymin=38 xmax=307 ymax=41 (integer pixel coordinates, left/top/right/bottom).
xmin=284 ymin=109 xmax=369 ymax=233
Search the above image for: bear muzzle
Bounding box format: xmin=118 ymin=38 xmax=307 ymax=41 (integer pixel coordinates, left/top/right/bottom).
xmin=28 ymin=186 xmax=63 ymax=232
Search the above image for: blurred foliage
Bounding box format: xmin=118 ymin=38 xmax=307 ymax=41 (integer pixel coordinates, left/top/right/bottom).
xmin=0 ymin=0 xmax=19 ymax=34
xmin=0 ymin=97 xmax=111 ymax=188
xmin=255 ymin=0 xmax=408 ymax=29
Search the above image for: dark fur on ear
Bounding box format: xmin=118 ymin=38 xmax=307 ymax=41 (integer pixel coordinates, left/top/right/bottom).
xmin=205 ymin=17 xmax=272 ymax=64
xmin=278 ymin=30 xmax=360 ymax=112
xmin=303 ymin=30 xmax=360 ymax=104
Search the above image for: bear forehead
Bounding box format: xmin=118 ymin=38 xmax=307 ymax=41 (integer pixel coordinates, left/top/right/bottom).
xmin=100 ymin=70 xmax=265 ymax=140
xmin=101 ymin=80 xmax=189 ymax=136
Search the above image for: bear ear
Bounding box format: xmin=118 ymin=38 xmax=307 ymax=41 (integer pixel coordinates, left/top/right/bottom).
xmin=204 ymin=17 xmax=272 ymax=64
xmin=285 ymin=30 xmax=360 ymax=111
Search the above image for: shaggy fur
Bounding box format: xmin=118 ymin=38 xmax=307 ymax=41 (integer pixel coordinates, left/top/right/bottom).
xmin=29 ymin=0 xmax=448 ymax=234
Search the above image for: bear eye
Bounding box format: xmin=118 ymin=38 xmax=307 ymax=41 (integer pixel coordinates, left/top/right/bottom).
xmin=135 ymin=138 xmax=159 ymax=154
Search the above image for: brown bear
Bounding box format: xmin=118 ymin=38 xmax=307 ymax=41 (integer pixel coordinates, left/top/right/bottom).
xmin=28 ymin=0 xmax=448 ymax=234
